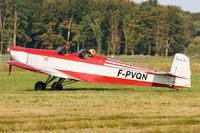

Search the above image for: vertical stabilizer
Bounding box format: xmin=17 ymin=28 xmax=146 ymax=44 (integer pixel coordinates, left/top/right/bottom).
xmin=170 ymin=53 xmax=191 ymax=88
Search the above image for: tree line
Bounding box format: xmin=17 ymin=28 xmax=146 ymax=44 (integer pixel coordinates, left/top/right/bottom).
xmin=0 ymin=0 xmax=200 ymax=56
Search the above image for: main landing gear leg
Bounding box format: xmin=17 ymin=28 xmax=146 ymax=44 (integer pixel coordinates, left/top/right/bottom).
xmin=34 ymin=76 xmax=56 ymax=91
xmin=51 ymin=78 xmax=65 ymax=90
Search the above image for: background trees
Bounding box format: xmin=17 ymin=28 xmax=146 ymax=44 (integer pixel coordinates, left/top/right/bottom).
xmin=186 ymin=37 xmax=200 ymax=57
xmin=0 ymin=0 xmax=199 ymax=56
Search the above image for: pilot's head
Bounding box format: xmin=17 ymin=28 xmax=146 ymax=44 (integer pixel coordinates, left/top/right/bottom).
xmin=88 ymin=49 xmax=96 ymax=57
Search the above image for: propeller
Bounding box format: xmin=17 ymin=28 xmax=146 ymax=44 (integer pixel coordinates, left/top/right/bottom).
xmin=7 ymin=47 xmax=12 ymax=75
xmin=9 ymin=64 xmax=12 ymax=75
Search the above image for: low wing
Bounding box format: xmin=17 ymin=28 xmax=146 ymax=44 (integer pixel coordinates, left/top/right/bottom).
xmin=7 ymin=61 xmax=81 ymax=80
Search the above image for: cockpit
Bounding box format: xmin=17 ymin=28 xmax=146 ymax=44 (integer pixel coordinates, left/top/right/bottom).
xmin=56 ymin=46 xmax=96 ymax=59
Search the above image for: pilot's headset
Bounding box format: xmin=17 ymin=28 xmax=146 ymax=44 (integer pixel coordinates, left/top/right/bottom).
xmin=88 ymin=49 xmax=96 ymax=57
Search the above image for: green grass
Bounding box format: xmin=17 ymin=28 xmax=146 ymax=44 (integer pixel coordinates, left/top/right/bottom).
xmin=0 ymin=56 xmax=200 ymax=132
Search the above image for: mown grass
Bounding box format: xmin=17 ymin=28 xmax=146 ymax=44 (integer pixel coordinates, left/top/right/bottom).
xmin=0 ymin=55 xmax=200 ymax=132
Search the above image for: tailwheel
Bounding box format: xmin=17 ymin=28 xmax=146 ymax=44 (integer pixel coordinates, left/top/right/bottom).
xmin=51 ymin=82 xmax=63 ymax=90
xmin=34 ymin=81 xmax=46 ymax=91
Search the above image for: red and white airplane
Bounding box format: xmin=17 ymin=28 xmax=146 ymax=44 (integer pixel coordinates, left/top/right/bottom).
xmin=7 ymin=46 xmax=191 ymax=90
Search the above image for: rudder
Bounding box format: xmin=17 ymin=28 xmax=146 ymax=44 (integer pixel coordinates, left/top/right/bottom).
xmin=170 ymin=53 xmax=191 ymax=88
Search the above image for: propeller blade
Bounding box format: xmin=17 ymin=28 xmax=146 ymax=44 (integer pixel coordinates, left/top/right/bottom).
xmin=9 ymin=64 xmax=12 ymax=75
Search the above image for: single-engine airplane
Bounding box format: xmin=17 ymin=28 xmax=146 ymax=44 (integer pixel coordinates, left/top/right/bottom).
xmin=7 ymin=46 xmax=191 ymax=90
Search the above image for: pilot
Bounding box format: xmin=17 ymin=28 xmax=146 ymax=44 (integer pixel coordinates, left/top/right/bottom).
xmin=88 ymin=49 xmax=96 ymax=57
xmin=78 ymin=49 xmax=96 ymax=59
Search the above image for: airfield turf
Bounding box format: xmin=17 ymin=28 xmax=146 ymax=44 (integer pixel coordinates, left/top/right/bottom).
xmin=0 ymin=55 xmax=200 ymax=132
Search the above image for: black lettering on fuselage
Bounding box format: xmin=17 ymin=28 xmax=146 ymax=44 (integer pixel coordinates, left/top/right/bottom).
xmin=125 ymin=71 xmax=131 ymax=77
xmin=136 ymin=73 xmax=142 ymax=79
xmin=131 ymin=72 xmax=137 ymax=78
xmin=117 ymin=70 xmax=123 ymax=77
xmin=142 ymin=73 xmax=148 ymax=80
xmin=117 ymin=69 xmax=148 ymax=81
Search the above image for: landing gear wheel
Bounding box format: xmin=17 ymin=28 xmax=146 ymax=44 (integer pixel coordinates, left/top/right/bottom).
xmin=51 ymin=82 xmax=63 ymax=90
xmin=35 ymin=81 xmax=46 ymax=91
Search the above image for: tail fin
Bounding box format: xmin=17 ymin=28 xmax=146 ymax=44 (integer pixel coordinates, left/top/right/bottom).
xmin=170 ymin=53 xmax=191 ymax=88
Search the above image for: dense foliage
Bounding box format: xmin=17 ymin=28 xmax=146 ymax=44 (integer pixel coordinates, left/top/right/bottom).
xmin=0 ymin=0 xmax=199 ymax=56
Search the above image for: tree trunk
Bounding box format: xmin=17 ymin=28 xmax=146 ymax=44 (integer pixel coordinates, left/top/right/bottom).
xmin=97 ymin=38 xmax=101 ymax=54
xmin=165 ymin=38 xmax=169 ymax=57
xmin=124 ymin=32 xmax=128 ymax=55
xmin=77 ymin=41 xmax=80 ymax=52
xmin=107 ymin=43 xmax=110 ymax=55
xmin=13 ymin=10 xmax=17 ymax=48
xmin=165 ymin=47 xmax=168 ymax=57
xmin=113 ymin=42 xmax=116 ymax=56
xmin=40 ymin=44 xmax=44 ymax=49
xmin=111 ymin=30 xmax=114 ymax=55
xmin=0 ymin=10 xmax=3 ymax=54
xmin=148 ymin=42 xmax=151 ymax=55
xmin=165 ymin=36 xmax=172 ymax=57
xmin=0 ymin=31 xmax=3 ymax=54
xmin=66 ymin=16 xmax=73 ymax=53
xmin=131 ymin=52 xmax=134 ymax=55
xmin=90 ymin=23 xmax=102 ymax=54
xmin=82 ymin=42 xmax=85 ymax=49
xmin=155 ymin=20 xmax=160 ymax=55
xmin=34 ymin=43 xmax=37 ymax=48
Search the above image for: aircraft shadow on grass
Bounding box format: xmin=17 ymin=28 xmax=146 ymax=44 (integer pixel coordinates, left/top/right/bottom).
xmin=26 ymin=87 xmax=183 ymax=92
xmin=26 ymin=87 xmax=120 ymax=91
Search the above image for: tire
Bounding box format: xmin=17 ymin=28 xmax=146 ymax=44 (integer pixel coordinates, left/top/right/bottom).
xmin=51 ymin=82 xmax=63 ymax=90
xmin=35 ymin=81 xmax=46 ymax=91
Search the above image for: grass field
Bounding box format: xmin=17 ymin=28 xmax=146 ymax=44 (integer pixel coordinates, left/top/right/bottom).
xmin=0 ymin=55 xmax=200 ymax=132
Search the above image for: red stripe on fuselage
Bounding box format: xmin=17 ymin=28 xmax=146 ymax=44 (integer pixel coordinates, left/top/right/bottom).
xmin=59 ymin=70 xmax=152 ymax=86
xmin=59 ymin=70 xmax=182 ymax=89
xmin=106 ymin=59 xmax=154 ymax=72
xmin=105 ymin=62 xmax=153 ymax=72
